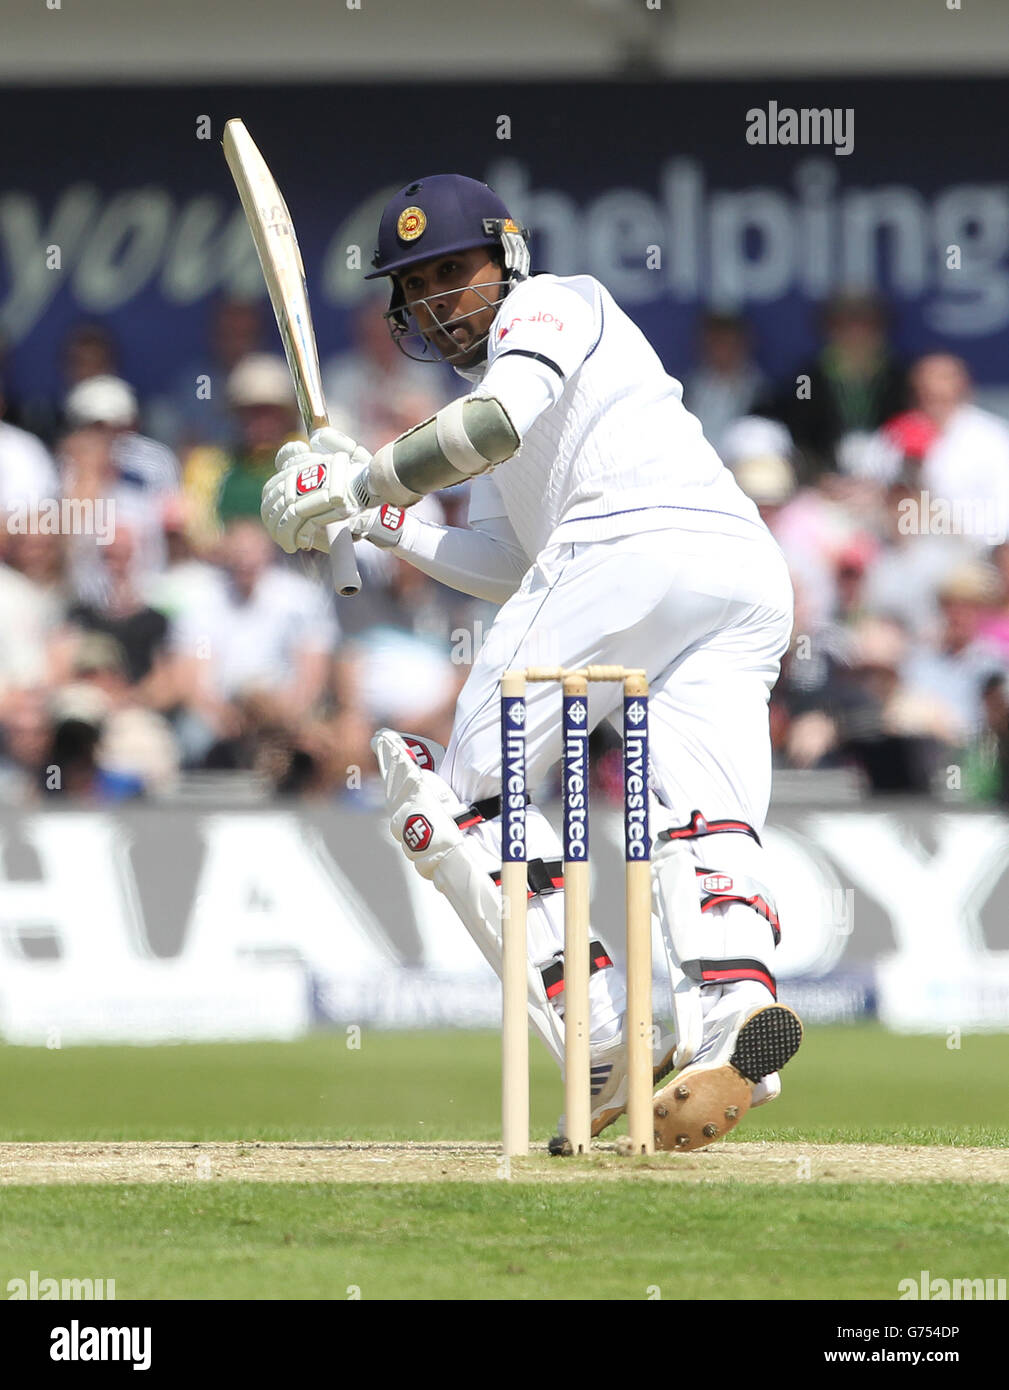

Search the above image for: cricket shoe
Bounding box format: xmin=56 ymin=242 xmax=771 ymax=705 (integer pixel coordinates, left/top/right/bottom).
xmin=651 ymin=993 xmax=802 ymax=1153
xmin=548 ymin=1020 xmax=677 ymax=1151
xmin=652 ymin=1027 xmax=780 ymax=1103
xmin=752 ymin=1071 xmax=781 ymax=1107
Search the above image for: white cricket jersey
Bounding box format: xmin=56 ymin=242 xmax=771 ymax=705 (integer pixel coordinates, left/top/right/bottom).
xmin=460 ymin=273 xmax=765 ymax=559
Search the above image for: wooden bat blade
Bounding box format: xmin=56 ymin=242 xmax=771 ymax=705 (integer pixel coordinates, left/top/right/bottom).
xmin=222 ymin=118 xmax=326 ymax=433
xmin=223 ymin=118 xmax=361 ymax=596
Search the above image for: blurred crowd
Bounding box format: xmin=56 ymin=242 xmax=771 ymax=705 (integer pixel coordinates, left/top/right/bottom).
xmin=2 ymin=290 xmax=1009 ymax=806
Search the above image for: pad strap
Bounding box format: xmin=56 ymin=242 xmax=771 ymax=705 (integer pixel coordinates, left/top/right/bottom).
xmin=540 ymin=940 xmax=614 ymax=1001
xmin=455 ymin=792 xmax=531 ymax=831
xmin=657 ymin=809 xmax=762 ymax=848
xmin=681 ymin=957 xmax=777 ymax=998
xmin=489 ymin=857 xmax=564 ymax=900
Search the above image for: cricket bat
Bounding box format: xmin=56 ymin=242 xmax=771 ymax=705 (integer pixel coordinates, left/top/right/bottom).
xmin=222 ymin=117 xmax=361 ymax=596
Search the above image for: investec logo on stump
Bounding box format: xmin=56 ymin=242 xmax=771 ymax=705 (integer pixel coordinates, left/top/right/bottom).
xmin=563 ymin=696 xmax=589 ymax=861
xmin=502 ymin=697 xmax=526 ymax=862
xmin=622 ymin=694 xmax=648 ymax=861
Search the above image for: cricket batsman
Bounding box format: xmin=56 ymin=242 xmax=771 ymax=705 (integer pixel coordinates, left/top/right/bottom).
xmin=261 ymin=174 xmax=803 ymax=1150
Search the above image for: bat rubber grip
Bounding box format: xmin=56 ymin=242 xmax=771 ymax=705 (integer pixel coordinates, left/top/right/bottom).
xmin=326 ymin=521 xmax=362 ymax=596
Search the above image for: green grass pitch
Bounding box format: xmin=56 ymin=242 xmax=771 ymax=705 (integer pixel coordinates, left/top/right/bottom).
xmin=1 ymin=1026 xmax=1006 ymax=1300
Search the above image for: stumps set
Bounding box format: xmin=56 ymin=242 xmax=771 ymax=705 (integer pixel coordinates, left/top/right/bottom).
xmin=500 ymin=666 xmax=653 ymax=1157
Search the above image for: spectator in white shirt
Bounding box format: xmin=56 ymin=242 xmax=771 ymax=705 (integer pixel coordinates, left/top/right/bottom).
xmin=0 ymin=558 xmax=57 ymax=700
xmin=862 ymin=474 xmax=977 ymax=642
xmin=904 ymin=562 xmax=1007 ymax=744
xmin=169 ymin=520 xmax=339 ymax=759
xmin=0 ymin=378 xmax=58 ymax=514
xmin=0 ymin=687 xmax=52 ymax=804
xmin=912 ymin=354 xmax=1009 ymax=548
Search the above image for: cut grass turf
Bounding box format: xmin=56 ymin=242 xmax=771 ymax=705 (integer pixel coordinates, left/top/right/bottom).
xmin=0 ymin=1024 xmax=1006 ymax=1145
xmin=2 ymin=1026 xmax=1005 ymax=1301
xmin=1 ymin=1180 xmax=1006 ymax=1300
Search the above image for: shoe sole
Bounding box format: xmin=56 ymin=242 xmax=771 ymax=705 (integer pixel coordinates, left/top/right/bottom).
xmin=592 ymin=1041 xmax=685 ymax=1138
xmin=588 ymin=1039 xmax=680 ymax=1140
xmin=652 ymin=1004 xmax=803 ymax=1153
xmin=731 ymin=1003 xmax=803 ymax=1082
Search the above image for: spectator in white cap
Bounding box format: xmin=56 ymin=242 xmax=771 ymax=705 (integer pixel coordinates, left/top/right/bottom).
xmin=59 ymin=375 xmax=180 ymax=604
xmin=64 ymin=375 xmax=179 ymax=494
xmin=904 ymin=561 xmax=1008 ymax=745
xmin=724 ymin=421 xmax=797 ymax=527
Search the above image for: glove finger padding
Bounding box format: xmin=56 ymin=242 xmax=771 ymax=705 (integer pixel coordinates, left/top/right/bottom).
xmin=297 ymin=522 xmax=330 ymax=554
xmin=275 ymin=439 xmax=313 ymax=471
xmin=310 ymin=426 xmax=363 ymax=457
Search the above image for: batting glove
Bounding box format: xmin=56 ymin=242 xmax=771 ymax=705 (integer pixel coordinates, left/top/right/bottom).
xmin=348 ymin=503 xmax=407 ymax=550
xmin=297 ymin=502 xmax=407 ymax=555
xmin=261 ymin=428 xmax=373 ymax=554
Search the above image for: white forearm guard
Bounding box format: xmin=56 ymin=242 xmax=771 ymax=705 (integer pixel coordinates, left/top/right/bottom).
xmin=358 ymin=394 xmax=520 ymax=508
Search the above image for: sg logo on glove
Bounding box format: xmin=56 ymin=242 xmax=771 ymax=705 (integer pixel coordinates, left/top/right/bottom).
xmin=296 ymin=462 xmax=328 ymax=494
xmin=402 ymin=814 xmax=433 ymax=852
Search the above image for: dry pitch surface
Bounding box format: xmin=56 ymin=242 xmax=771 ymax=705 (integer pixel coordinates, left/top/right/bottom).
xmin=2 ymin=1140 xmax=1007 ymax=1185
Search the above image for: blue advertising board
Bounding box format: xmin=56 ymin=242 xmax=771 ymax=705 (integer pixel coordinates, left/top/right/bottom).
xmin=1 ymin=78 xmax=1007 ymax=407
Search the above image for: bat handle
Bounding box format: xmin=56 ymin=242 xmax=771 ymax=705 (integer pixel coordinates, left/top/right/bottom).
xmin=326 ymin=521 xmax=362 ymax=596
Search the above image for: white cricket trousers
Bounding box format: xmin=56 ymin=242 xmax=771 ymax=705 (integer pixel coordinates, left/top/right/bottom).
xmin=442 ymin=520 xmax=794 ymax=1045
xmin=444 ymin=523 xmax=793 ymax=819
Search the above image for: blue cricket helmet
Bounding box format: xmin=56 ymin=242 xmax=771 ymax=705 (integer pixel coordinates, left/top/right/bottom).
xmin=364 ymin=173 xmax=527 ymax=280
xmin=364 ymin=173 xmax=531 ymax=363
